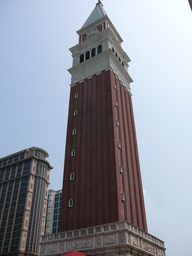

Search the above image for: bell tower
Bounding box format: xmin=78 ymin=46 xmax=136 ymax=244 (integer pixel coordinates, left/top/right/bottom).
xmin=40 ymin=2 xmax=166 ymax=256
xmin=60 ymin=1 xmax=148 ymax=233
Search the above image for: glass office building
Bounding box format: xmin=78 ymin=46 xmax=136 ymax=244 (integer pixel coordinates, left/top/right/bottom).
xmin=45 ymin=189 xmax=62 ymax=234
xmin=0 ymin=147 xmax=52 ymax=256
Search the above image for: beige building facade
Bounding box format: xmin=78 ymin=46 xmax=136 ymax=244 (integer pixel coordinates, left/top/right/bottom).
xmin=0 ymin=147 xmax=52 ymax=256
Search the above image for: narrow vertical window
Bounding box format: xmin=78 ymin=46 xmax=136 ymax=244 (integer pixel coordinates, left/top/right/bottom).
xmin=118 ymin=141 xmax=121 ymax=149
xmin=86 ymin=51 xmax=90 ymax=60
xmin=115 ymin=101 xmax=118 ymax=107
xmin=68 ymin=199 xmax=73 ymax=208
xmin=121 ymin=192 xmax=125 ymax=202
xmin=114 ymin=84 xmax=116 ymax=89
xmin=91 ymin=48 xmax=96 ymax=57
xmin=73 ymin=110 xmax=78 ymax=116
xmin=70 ymin=173 xmax=75 ymax=181
xmin=71 ymin=150 xmax=75 ymax=157
xmin=116 ymin=120 xmax=119 ymax=127
xmin=119 ymin=165 xmax=123 ymax=174
xmin=98 ymin=45 xmax=102 ymax=54
xmin=75 ymin=93 xmax=79 ymax=99
xmin=72 ymin=129 xmax=77 ymax=135
xmin=80 ymin=54 xmax=84 ymax=63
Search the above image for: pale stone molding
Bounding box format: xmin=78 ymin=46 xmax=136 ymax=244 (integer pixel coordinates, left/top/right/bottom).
xmin=68 ymin=49 xmax=132 ymax=92
xmin=40 ymin=221 xmax=166 ymax=256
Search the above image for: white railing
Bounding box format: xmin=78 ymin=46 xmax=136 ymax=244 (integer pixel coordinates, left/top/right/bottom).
xmin=41 ymin=221 xmax=164 ymax=248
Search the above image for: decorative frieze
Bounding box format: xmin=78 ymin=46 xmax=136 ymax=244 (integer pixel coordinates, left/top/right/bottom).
xmin=143 ymin=242 xmax=154 ymax=254
xmin=104 ymin=235 xmax=116 ymax=246
xmin=67 ymin=239 xmax=93 ymax=251
xmin=119 ymin=233 xmax=125 ymax=244
xmin=131 ymin=235 xmax=138 ymax=247
xmin=48 ymin=243 xmax=58 ymax=253
xmin=96 ymin=236 xmax=102 ymax=248
xmin=60 ymin=242 xmax=65 ymax=253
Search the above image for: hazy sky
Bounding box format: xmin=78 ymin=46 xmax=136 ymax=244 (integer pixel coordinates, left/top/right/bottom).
xmin=0 ymin=1 xmax=191 ymax=255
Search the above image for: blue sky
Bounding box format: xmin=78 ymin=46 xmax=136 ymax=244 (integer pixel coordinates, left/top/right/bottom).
xmin=0 ymin=1 xmax=192 ymax=255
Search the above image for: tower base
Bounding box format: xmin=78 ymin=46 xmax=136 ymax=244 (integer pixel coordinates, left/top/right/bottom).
xmin=40 ymin=222 xmax=165 ymax=256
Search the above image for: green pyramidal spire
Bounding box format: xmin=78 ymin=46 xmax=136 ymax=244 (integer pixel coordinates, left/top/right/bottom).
xmin=82 ymin=1 xmax=106 ymax=28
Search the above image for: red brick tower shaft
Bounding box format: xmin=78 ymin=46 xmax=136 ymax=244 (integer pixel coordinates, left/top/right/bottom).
xmin=60 ymin=2 xmax=147 ymax=233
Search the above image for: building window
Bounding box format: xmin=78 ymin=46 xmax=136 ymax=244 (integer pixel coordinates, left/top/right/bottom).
xmin=68 ymin=199 xmax=73 ymax=208
xmin=71 ymin=150 xmax=75 ymax=157
xmin=118 ymin=141 xmax=121 ymax=149
xmin=121 ymin=192 xmax=125 ymax=202
xmin=80 ymin=54 xmax=84 ymax=63
xmin=3 ymin=159 xmax=7 ymax=166
xmin=75 ymin=93 xmax=79 ymax=99
xmin=119 ymin=165 xmax=123 ymax=174
xmin=114 ymin=84 xmax=116 ymax=89
xmin=20 ymin=152 xmax=25 ymax=160
xmin=116 ymin=120 xmax=119 ymax=127
xmin=72 ymin=129 xmax=77 ymax=135
xmin=98 ymin=45 xmax=102 ymax=54
xmin=8 ymin=157 xmax=13 ymax=164
xmin=73 ymin=110 xmax=78 ymax=116
xmin=115 ymin=101 xmax=118 ymax=107
xmin=14 ymin=155 xmax=19 ymax=162
xmin=70 ymin=173 xmax=75 ymax=181
xmin=86 ymin=51 xmax=90 ymax=60
xmin=91 ymin=48 xmax=96 ymax=57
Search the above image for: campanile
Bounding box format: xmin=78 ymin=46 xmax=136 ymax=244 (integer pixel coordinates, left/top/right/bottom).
xmin=40 ymin=2 xmax=166 ymax=255
xmin=60 ymin=1 xmax=148 ymax=233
